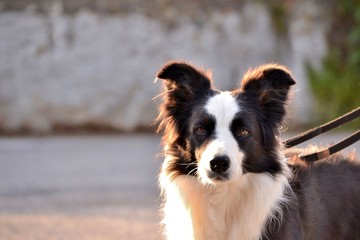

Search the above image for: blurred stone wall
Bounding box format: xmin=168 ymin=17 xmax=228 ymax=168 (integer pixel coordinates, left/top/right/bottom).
xmin=0 ymin=0 xmax=329 ymax=133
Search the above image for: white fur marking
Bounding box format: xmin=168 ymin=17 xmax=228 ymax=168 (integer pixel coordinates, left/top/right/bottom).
xmin=160 ymin=161 xmax=290 ymax=240
xmin=199 ymin=92 xmax=243 ymax=183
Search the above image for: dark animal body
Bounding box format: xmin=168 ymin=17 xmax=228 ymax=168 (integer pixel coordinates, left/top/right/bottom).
xmin=264 ymin=149 xmax=360 ymax=240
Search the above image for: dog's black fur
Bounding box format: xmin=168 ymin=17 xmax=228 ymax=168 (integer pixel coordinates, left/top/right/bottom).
xmin=156 ymin=61 xmax=360 ymax=240
xmin=267 ymin=150 xmax=360 ymax=240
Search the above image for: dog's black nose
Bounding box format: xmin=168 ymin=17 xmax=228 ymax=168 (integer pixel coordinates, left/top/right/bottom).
xmin=210 ymin=156 xmax=230 ymax=174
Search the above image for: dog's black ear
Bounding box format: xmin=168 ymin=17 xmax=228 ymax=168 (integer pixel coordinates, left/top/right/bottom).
xmin=156 ymin=61 xmax=212 ymax=102
xmin=156 ymin=62 xmax=213 ymax=143
xmin=240 ymin=64 xmax=295 ymax=125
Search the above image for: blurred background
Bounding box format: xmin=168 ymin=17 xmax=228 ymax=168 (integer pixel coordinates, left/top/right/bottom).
xmin=0 ymin=0 xmax=359 ymax=239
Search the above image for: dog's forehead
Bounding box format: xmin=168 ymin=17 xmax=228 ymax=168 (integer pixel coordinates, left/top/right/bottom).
xmin=205 ymin=91 xmax=240 ymax=125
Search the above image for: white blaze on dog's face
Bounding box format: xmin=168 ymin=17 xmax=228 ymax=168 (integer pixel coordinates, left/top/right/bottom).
xmin=197 ymin=92 xmax=244 ymax=184
xmin=157 ymin=62 xmax=295 ymax=186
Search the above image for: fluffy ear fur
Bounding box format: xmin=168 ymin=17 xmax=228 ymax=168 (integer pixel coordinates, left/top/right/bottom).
xmin=240 ymin=64 xmax=296 ymax=126
xmin=156 ymin=61 xmax=212 ymax=102
xmin=156 ymin=61 xmax=213 ymax=144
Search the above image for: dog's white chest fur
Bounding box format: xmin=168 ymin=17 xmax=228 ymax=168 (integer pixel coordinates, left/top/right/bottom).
xmin=160 ymin=172 xmax=289 ymax=240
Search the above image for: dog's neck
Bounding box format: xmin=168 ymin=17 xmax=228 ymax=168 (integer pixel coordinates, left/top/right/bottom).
xmin=160 ymin=163 xmax=290 ymax=240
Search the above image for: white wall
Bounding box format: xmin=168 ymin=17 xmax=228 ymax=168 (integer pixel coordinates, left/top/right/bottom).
xmin=0 ymin=1 xmax=328 ymax=132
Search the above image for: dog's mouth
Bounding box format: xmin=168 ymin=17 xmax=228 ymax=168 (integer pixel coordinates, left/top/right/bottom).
xmin=207 ymin=170 xmax=230 ymax=181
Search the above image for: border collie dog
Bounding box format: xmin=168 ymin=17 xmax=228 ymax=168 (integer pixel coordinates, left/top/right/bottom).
xmin=155 ymin=61 xmax=360 ymax=240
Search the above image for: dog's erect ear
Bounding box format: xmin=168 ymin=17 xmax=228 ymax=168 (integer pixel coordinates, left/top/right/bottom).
xmin=240 ymin=64 xmax=296 ymax=125
xmin=156 ymin=61 xmax=212 ymax=102
xmin=156 ymin=62 xmax=213 ymax=142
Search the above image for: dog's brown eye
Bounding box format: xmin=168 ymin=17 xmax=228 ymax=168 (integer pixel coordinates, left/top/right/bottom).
xmin=237 ymin=128 xmax=249 ymax=137
xmin=195 ymin=126 xmax=206 ymax=135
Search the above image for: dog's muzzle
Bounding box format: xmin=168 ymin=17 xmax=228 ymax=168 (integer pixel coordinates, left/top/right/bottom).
xmin=208 ymin=155 xmax=230 ymax=180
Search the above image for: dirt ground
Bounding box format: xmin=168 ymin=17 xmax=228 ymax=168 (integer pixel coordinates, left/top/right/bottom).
xmin=0 ymin=208 xmax=160 ymax=240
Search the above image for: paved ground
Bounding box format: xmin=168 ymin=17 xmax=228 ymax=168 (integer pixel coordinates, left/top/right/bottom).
xmin=0 ymin=132 xmax=358 ymax=240
xmin=0 ymin=135 xmax=162 ymax=240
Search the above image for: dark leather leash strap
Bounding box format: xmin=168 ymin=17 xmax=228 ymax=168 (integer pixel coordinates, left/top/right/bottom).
xmin=282 ymin=107 xmax=360 ymax=162
xmin=298 ymin=130 xmax=360 ymax=161
xmin=283 ymin=107 xmax=360 ymax=148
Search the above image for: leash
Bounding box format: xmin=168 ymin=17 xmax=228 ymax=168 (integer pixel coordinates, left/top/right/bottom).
xmin=283 ymin=107 xmax=360 ymax=162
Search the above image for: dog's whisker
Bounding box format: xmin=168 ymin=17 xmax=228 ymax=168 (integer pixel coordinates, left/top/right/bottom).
xmin=176 ymin=162 xmax=197 ymax=166
xmin=186 ymin=168 xmax=198 ymax=177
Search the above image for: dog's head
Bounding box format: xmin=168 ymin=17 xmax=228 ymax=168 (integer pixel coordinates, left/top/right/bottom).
xmin=156 ymin=61 xmax=295 ymax=184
